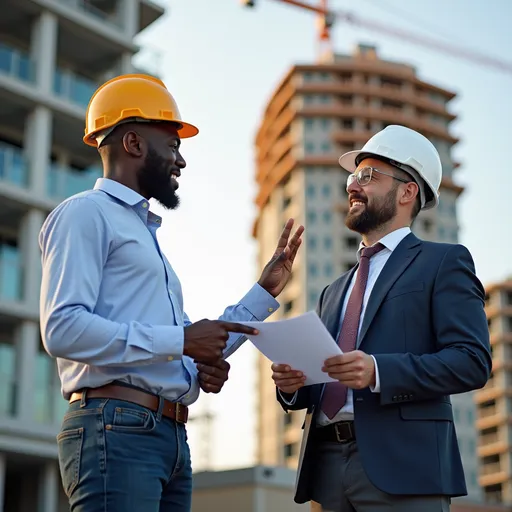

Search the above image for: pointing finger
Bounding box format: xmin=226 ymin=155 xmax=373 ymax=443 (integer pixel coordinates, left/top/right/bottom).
xmin=218 ymin=322 xmax=259 ymax=335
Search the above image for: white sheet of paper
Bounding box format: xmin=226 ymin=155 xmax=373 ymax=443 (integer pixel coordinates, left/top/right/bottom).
xmin=240 ymin=311 xmax=342 ymax=386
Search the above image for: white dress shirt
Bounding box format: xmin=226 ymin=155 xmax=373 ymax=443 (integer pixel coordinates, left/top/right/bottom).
xmin=280 ymin=227 xmax=412 ymax=425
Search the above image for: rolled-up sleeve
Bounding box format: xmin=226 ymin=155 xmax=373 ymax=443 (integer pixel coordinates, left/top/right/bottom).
xmin=218 ymin=284 xmax=280 ymax=358
xmin=39 ymin=197 xmax=185 ymax=367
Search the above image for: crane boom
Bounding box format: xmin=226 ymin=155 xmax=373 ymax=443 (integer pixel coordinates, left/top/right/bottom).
xmin=257 ymin=0 xmax=512 ymax=76
xmin=335 ymin=9 xmax=512 ymax=75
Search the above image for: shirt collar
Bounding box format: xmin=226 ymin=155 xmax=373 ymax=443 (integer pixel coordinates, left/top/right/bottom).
xmin=94 ymin=178 xmax=147 ymax=206
xmin=93 ymin=178 xmax=163 ymax=226
xmin=356 ymin=227 xmax=412 ymax=261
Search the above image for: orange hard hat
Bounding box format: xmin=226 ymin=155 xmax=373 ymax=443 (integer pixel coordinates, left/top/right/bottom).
xmin=83 ymin=74 xmax=199 ymax=147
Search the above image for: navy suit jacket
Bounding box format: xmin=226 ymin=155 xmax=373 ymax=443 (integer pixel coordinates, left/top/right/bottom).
xmin=277 ymin=233 xmax=492 ymax=503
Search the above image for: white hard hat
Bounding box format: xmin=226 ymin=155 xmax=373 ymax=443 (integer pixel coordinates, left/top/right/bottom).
xmin=338 ymin=125 xmax=442 ymax=210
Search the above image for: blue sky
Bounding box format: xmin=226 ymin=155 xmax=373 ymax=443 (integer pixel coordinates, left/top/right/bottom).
xmin=136 ymin=0 xmax=512 ymax=470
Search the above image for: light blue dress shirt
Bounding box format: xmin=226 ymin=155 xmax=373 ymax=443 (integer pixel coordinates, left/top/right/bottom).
xmin=39 ymin=178 xmax=280 ymax=406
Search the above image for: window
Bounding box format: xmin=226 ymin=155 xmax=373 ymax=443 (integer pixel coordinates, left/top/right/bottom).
xmin=0 ymin=325 xmax=16 ymax=417
xmin=308 ymin=291 xmax=318 ymax=308
xmin=304 ymin=118 xmax=314 ymax=130
xmin=325 ymin=263 xmax=333 ymax=277
xmin=323 ymin=211 xmax=332 ymax=223
xmin=284 ymin=413 xmax=293 ymax=426
xmin=324 ymin=237 xmax=332 ymax=250
xmin=322 ymin=184 xmax=330 ymax=197
xmin=308 ymin=235 xmax=317 ymax=250
xmin=346 ymin=237 xmax=358 ymax=250
xmin=321 ymin=142 xmax=332 ymax=153
xmin=284 ymin=443 xmax=294 ymax=458
xmin=308 ymin=262 xmax=318 ymax=277
xmin=320 ymin=118 xmax=330 ymax=130
xmin=308 ymin=211 xmax=317 ymax=224
xmin=0 ymin=236 xmax=22 ymax=301
xmin=305 ymin=141 xmax=315 ymax=154
xmin=284 ymin=301 xmax=294 ymax=314
xmin=306 ymin=184 xmax=315 ymax=198
xmin=341 ymin=119 xmax=353 ymax=129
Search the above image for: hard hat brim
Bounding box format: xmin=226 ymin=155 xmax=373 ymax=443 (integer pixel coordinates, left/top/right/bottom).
xmin=83 ymin=118 xmax=199 ymax=147
xmin=338 ymin=150 xmax=362 ymax=173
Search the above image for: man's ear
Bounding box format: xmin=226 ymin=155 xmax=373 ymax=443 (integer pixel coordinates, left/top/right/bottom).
xmin=398 ymin=182 xmax=419 ymax=207
xmin=122 ymin=131 xmax=145 ymax=158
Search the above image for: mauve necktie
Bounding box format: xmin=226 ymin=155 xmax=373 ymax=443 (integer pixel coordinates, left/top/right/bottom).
xmin=321 ymin=242 xmax=385 ymax=420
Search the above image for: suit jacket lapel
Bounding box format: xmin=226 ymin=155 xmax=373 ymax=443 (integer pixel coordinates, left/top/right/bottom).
xmin=357 ymin=233 xmax=422 ymax=346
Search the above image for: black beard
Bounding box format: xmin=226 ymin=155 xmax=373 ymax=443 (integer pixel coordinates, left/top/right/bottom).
xmin=137 ymin=146 xmax=180 ymax=210
xmin=345 ymin=186 xmax=397 ymax=234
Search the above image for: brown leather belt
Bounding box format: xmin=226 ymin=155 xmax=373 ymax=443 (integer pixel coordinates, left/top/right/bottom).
xmin=69 ymin=383 xmax=189 ymax=424
xmin=315 ymin=421 xmax=356 ymax=443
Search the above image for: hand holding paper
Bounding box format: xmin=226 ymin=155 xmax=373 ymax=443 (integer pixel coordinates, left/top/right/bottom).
xmin=239 ymin=311 xmax=342 ymax=386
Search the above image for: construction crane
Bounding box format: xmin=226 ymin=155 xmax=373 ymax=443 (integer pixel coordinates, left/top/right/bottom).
xmin=239 ymin=0 xmax=512 ymax=76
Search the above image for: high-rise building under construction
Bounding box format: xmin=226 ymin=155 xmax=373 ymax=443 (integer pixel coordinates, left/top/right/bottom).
xmin=253 ymin=44 xmax=482 ymax=502
xmin=475 ymin=278 xmax=512 ymax=505
xmin=0 ymin=0 xmax=164 ymax=509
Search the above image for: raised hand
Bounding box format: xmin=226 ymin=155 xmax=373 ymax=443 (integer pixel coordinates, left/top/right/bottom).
xmin=258 ymin=219 xmax=304 ymax=298
xmin=271 ymin=363 xmax=306 ymax=394
xmin=196 ymin=359 xmax=230 ymax=394
xmin=184 ymin=320 xmax=258 ymax=364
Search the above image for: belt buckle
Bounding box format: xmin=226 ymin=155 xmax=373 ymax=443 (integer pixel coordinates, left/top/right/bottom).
xmin=334 ymin=422 xmax=352 ymax=443
xmin=174 ymin=402 xmax=187 ymax=424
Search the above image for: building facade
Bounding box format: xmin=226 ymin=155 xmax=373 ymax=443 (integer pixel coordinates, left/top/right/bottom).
xmin=192 ymin=466 xmax=507 ymax=512
xmin=0 ymin=0 xmax=164 ymax=510
xmin=253 ymin=44 xmax=482 ymax=501
xmin=475 ymin=278 xmax=512 ymax=505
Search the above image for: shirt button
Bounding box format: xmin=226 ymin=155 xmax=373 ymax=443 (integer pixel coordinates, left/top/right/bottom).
xmin=168 ymin=356 xmax=174 ymax=361
xmin=268 ymin=307 xmax=274 ymax=312
xmin=142 ymin=202 xmax=148 ymax=208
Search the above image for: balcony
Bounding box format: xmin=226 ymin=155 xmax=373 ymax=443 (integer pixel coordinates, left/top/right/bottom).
xmin=47 ymin=164 xmax=102 ymax=201
xmin=57 ymin=0 xmax=123 ymax=29
xmin=0 ymin=245 xmax=23 ymax=302
xmin=0 ymin=141 xmax=28 ymax=190
xmin=53 ymin=67 xmax=96 ymax=109
xmin=0 ymin=42 xmax=35 ymax=84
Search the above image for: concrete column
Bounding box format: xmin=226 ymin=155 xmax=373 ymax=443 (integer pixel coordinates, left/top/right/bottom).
xmin=15 ymin=321 xmax=39 ymax=421
xmin=31 ymin=11 xmax=58 ymax=94
xmin=0 ymin=453 xmax=5 ymax=512
xmin=19 ymin=209 xmax=45 ymax=309
xmin=120 ymin=52 xmax=135 ymax=74
xmin=24 ymin=106 xmax=53 ymax=196
xmin=38 ymin=462 xmax=58 ymax=512
xmin=122 ymin=0 xmax=139 ymax=38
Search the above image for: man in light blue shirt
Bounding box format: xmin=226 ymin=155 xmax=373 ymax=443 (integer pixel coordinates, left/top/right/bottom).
xmin=39 ymin=74 xmax=304 ymax=512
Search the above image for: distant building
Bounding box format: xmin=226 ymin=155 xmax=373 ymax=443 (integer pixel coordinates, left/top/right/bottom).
xmin=0 ymin=0 xmax=164 ymax=509
xmin=476 ymin=278 xmax=512 ymax=505
xmin=192 ymin=466 xmax=506 ymax=512
xmin=253 ymin=43 xmax=481 ymax=501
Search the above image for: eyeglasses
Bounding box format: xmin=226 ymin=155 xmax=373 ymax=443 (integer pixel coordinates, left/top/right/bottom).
xmin=346 ymin=166 xmax=410 ymax=189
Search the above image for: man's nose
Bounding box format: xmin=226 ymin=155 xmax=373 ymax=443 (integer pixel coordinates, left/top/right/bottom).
xmin=175 ymin=151 xmax=186 ymax=169
xmin=346 ymin=177 xmax=362 ymax=194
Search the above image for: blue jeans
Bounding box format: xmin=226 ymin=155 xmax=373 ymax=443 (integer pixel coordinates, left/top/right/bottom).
xmin=56 ymin=397 xmax=192 ymax=512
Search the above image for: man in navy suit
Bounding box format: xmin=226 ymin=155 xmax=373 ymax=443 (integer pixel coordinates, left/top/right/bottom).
xmin=272 ymin=125 xmax=492 ymax=511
